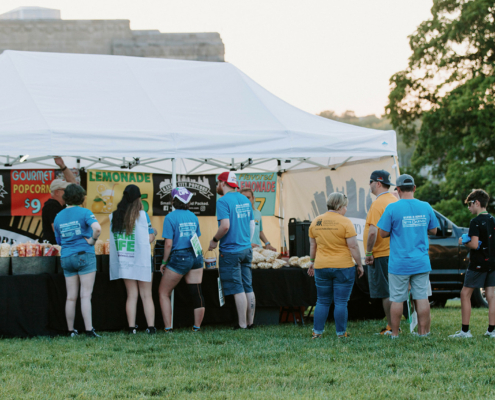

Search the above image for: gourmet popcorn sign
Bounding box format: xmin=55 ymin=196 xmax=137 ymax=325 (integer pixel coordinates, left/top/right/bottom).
xmin=0 ymin=169 xmax=57 ymax=216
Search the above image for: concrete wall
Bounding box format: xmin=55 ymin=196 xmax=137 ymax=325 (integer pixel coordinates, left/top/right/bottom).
xmin=0 ymin=20 xmax=224 ymax=61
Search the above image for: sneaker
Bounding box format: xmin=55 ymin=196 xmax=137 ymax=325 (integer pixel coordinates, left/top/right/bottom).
xmin=164 ymin=328 xmax=174 ymax=333
xmin=449 ymin=330 xmax=473 ymax=338
xmin=128 ymin=327 xmax=137 ymax=335
xmin=247 ymin=324 xmax=255 ymax=330
xmin=145 ymin=327 xmax=157 ymax=335
xmin=377 ymin=326 xmax=401 ymax=335
xmin=68 ymin=329 xmax=78 ymax=337
xmin=390 ymin=335 xmax=399 ymax=339
xmin=192 ymin=326 xmax=201 ymax=332
xmin=86 ymin=328 xmax=101 ymax=338
xmin=232 ymin=325 xmax=247 ymax=330
xmin=484 ymin=330 xmax=495 ymax=338
xmin=338 ymin=332 xmax=350 ymax=338
xmin=312 ymin=332 xmax=322 ymax=339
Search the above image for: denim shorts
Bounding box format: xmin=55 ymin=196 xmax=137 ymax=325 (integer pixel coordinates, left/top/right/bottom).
xmin=61 ymin=252 xmax=97 ymax=278
xmin=219 ymin=248 xmax=253 ymax=296
xmin=166 ymin=248 xmax=203 ymax=276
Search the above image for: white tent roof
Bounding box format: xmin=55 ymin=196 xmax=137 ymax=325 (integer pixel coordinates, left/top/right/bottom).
xmin=0 ymin=50 xmax=396 ymax=172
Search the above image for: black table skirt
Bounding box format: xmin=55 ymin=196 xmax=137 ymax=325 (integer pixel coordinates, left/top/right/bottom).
xmin=0 ymin=267 xmax=325 ymax=338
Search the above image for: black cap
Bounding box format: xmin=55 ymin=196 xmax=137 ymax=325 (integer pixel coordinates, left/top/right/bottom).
xmin=123 ymin=184 xmax=142 ymax=203
xmin=370 ymin=170 xmax=395 ymax=186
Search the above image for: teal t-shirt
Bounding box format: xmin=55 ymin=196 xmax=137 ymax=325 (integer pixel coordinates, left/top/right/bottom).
xmin=252 ymin=209 xmax=263 ymax=246
xmin=217 ymin=192 xmax=253 ymax=253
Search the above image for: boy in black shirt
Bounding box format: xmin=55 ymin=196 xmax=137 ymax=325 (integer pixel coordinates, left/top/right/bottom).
xmin=450 ymin=189 xmax=495 ymax=338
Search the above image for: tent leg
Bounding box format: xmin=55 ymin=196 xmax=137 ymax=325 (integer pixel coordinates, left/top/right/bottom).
xmin=170 ymin=158 xmax=177 ymax=329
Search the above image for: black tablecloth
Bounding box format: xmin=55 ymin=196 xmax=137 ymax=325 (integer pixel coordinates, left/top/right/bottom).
xmin=0 ymin=267 xmax=320 ymax=338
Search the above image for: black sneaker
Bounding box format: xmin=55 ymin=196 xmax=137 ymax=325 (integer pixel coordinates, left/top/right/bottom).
xmin=192 ymin=326 xmax=201 ymax=332
xmin=68 ymin=329 xmax=78 ymax=337
xmin=128 ymin=327 xmax=137 ymax=335
xmin=86 ymin=328 xmax=101 ymax=338
xmin=247 ymin=324 xmax=255 ymax=330
xmin=145 ymin=327 xmax=157 ymax=335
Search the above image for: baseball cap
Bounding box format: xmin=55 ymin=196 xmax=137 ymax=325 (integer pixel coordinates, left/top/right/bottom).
xmin=396 ymin=174 xmax=415 ymax=187
xmin=50 ymin=179 xmax=70 ymax=192
xmin=123 ymin=184 xmax=142 ymax=203
xmin=218 ymin=171 xmax=239 ymax=188
xmin=171 ymin=187 xmax=193 ymax=204
xmin=370 ymin=170 xmax=395 ymax=186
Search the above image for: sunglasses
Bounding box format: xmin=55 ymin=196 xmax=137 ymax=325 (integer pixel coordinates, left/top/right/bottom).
xmin=369 ymin=180 xmax=375 ymax=184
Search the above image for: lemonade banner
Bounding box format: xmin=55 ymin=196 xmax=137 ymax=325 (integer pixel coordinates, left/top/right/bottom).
xmin=216 ymin=172 xmax=277 ymax=216
xmin=87 ymin=170 xmax=154 ymax=215
xmin=0 ymin=169 xmax=57 ymax=216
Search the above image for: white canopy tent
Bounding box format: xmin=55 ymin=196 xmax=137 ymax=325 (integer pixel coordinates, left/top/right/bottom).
xmin=0 ymin=50 xmax=397 ymax=174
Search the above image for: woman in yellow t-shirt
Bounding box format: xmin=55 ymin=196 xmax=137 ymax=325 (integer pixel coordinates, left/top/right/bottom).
xmin=308 ymin=192 xmax=364 ymax=339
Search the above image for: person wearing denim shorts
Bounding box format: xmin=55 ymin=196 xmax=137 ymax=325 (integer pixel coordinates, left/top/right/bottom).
xmin=307 ymin=192 xmax=364 ymax=339
xmin=54 ymin=184 xmax=102 ymax=338
xmin=159 ymin=187 xmax=204 ymax=333
xmin=378 ymin=174 xmax=439 ymax=338
xmin=208 ymin=172 xmax=255 ymax=330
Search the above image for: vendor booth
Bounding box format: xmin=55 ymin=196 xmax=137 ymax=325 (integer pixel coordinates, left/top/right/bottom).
xmin=0 ymin=50 xmax=398 ymax=337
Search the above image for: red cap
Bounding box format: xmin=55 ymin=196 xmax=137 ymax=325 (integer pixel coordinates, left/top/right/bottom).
xmin=218 ymin=171 xmax=239 ymax=188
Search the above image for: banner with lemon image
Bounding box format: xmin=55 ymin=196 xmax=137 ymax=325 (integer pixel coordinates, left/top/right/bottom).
xmin=87 ymin=170 xmax=154 ymax=215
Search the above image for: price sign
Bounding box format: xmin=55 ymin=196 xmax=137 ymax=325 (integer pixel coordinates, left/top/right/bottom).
xmin=24 ymin=199 xmax=42 ymax=214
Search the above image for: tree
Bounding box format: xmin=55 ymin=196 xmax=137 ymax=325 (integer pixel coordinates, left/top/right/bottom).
xmin=386 ymin=0 xmax=495 ymax=224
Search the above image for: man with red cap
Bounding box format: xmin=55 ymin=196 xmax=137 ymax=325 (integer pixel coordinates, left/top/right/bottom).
xmin=209 ymin=171 xmax=256 ymax=329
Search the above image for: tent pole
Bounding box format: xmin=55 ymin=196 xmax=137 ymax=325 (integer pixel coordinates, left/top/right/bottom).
xmin=171 ymin=158 xmax=177 ymax=328
xmin=277 ymin=160 xmax=285 ymax=255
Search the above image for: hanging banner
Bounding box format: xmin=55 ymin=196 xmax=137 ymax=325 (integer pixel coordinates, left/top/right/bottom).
xmin=216 ymin=173 xmax=277 ymax=216
xmin=153 ymin=174 xmax=216 ymax=216
xmin=87 ymin=170 xmax=154 ymax=214
xmin=0 ymin=169 xmax=57 ymax=216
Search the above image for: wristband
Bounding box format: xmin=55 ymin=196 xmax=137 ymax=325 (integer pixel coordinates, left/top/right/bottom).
xmin=310 ymin=258 xmax=315 ymax=262
xmin=161 ymin=260 xmax=168 ymax=265
xmin=60 ymin=166 xmax=67 ymax=172
xmin=212 ymin=237 xmax=219 ymax=243
xmin=265 ymin=242 xmax=270 ymax=246
xmin=366 ymin=252 xmax=373 ymax=256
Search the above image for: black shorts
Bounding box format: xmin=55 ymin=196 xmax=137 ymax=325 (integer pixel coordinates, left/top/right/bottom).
xmin=367 ymin=256 xmax=389 ymax=299
xmin=464 ymin=269 xmax=495 ymax=289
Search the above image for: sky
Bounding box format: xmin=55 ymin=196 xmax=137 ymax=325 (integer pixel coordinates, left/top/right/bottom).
xmin=0 ymin=0 xmax=434 ymax=117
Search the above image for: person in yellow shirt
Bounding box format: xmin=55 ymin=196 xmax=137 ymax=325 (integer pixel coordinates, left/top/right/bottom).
xmin=364 ymin=170 xmax=398 ymax=335
xmin=307 ymin=192 xmax=364 ymax=339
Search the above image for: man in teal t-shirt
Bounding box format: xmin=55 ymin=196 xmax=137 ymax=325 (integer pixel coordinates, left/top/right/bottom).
xmin=208 ymin=172 xmax=255 ymax=330
xmin=240 ymin=188 xmax=277 ymax=251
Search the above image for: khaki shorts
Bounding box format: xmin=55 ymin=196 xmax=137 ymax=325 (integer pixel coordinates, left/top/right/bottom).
xmin=389 ymin=272 xmax=430 ymax=302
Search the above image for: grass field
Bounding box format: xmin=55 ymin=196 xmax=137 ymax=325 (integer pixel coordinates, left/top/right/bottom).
xmin=1 ymin=301 xmax=494 ymax=399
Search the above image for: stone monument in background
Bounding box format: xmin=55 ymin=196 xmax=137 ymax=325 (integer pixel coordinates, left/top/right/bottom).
xmin=0 ymin=6 xmax=225 ymax=61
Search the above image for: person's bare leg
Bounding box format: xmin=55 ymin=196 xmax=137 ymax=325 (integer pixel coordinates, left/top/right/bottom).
xmin=138 ymin=280 xmax=155 ymax=327
xmin=184 ymin=268 xmax=205 ymax=327
xmin=79 ymin=272 xmax=96 ymax=331
xmin=65 ymin=275 xmax=80 ymax=331
xmin=246 ymin=292 xmax=256 ymax=325
xmin=382 ymin=297 xmax=392 ymax=327
xmin=158 ymin=268 xmax=182 ymax=328
xmin=124 ymin=279 xmax=139 ymax=328
xmin=415 ymin=299 xmax=431 ymax=335
xmin=460 ymin=286 xmax=474 ymax=325
xmin=390 ymin=302 xmax=403 ymax=336
xmin=233 ymin=293 xmax=248 ymax=328
xmin=485 ymin=287 xmax=495 ymax=326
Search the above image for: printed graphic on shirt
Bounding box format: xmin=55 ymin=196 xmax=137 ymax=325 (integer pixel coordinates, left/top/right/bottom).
xmin=60 ymin=221 xmax=82 ymax=238
xmin=235 ymin=203 xmax=251 ymax=219
xmin=114 ymin=230 xmax=136 ymax=255
xmin=179 ymin=222 xmax=197 ymax=238
xmin=402 ymin=215 xmax=427 ymax=228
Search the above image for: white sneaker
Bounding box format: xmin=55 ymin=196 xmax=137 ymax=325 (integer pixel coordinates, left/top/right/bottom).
xmin=449 ymin=330 xmax=473 ymax=338
xmin=484 ymin=330 xmax=495 ymax=338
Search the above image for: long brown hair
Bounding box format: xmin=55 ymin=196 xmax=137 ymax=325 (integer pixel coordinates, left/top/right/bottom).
xmin=112 ymin=197 xmax=143 ymax=235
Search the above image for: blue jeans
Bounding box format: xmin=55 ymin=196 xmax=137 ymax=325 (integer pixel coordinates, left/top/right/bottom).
xmin=313 ymin=267 xmax=355 ymax=336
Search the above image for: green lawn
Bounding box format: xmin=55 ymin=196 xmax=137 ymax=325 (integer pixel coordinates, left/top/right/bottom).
xmin=1 ymin=301 xmax=494 ymax=399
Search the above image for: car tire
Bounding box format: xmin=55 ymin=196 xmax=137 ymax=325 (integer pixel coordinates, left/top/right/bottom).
xmin=429 ymin=298 xmax=447 ymax=308
xmin=471 ymin=288 xmax=488 ymax=308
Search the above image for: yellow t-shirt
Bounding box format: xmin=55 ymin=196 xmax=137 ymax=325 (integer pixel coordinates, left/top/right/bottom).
xmin=363 ymin=192 xmax=398 ymax=258
xmin=309 ymin=212 xmax=357 ymax=269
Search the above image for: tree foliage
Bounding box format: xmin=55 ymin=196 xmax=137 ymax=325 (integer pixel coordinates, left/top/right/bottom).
xmin=386 ymin=0 xmax=495 ymax=225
